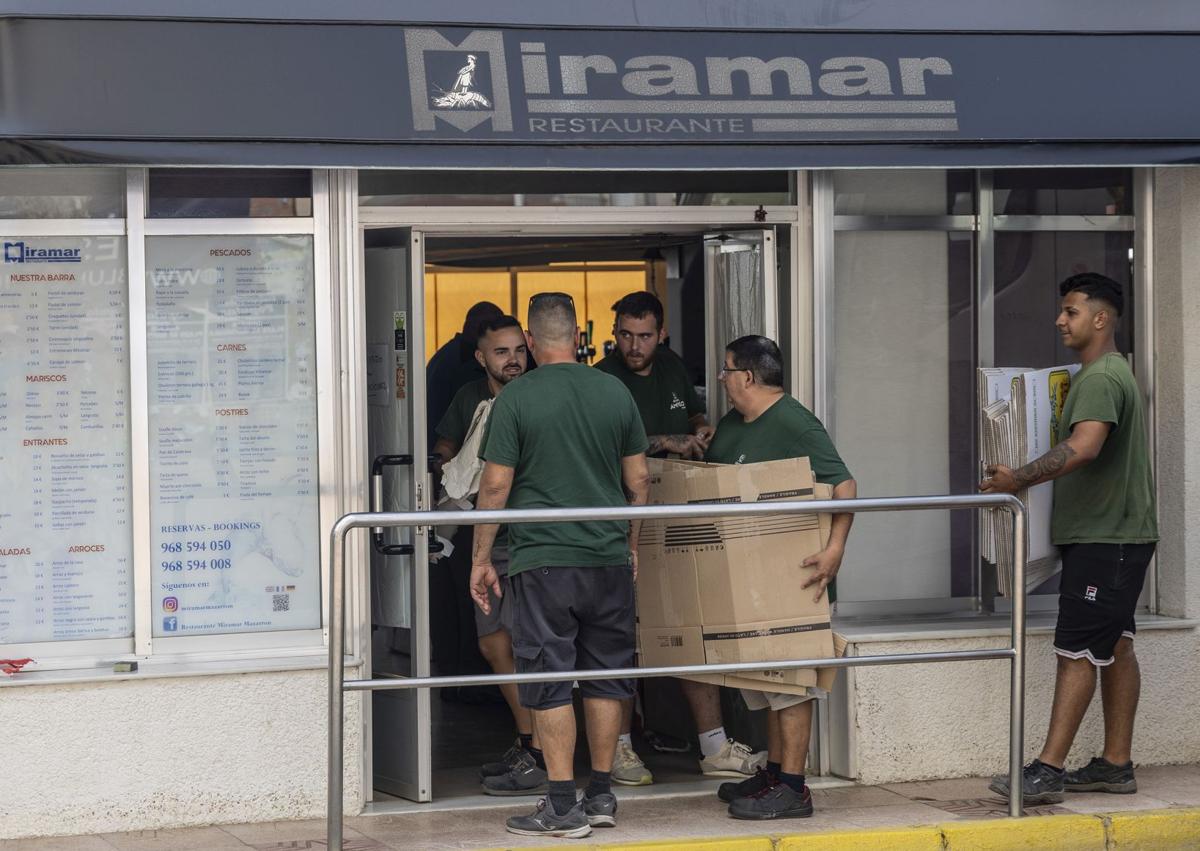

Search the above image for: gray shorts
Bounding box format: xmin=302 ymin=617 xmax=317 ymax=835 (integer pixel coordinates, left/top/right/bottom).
xmin=509 ymin=564 xmax=636 ymax=710
xmin=474 ymin=547 xmax=511 ymax=638
xmin=740 ymin=688 xmax=816 ymax=712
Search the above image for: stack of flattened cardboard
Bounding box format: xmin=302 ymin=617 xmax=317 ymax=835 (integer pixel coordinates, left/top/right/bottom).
xmin=636 ymin=457 xmax=843 ymax=697
xmin=978 ymin=364 xmax=1080 ymax=596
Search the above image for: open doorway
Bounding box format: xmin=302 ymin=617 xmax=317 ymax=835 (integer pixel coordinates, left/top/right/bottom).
xmin=363 ymin=228 xmax=783 ymax=807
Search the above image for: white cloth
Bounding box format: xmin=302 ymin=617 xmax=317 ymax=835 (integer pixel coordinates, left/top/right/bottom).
xmin=442 ymin=398 xmax=493 ymax=501
xmin=434 ymin=398 xmax=494 ymax=546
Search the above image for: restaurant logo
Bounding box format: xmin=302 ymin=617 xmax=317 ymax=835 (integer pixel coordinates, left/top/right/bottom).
xmin=404 ymin=29 xmax=959 ymax=140
xmin=405 ymin=29 xmax=513 ymax=132
xmin=4 ymin=241 xmax=83 ymax=264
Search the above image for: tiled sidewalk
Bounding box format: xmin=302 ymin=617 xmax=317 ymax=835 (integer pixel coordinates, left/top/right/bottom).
xmin=4 ymin=764 xmax=1200 ymax=851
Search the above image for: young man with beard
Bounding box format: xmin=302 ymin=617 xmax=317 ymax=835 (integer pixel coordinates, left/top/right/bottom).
xmin=432 ymin=315 xmax=541 ymax=794
xmin=471 ymin=292 xmax=651 ymax=838
xmin=705 ymin=335 xmax=856 ymax=820
xmin=982 ymin=273 xmax=1157 ymax=804
xmin=595 ymin=292 xmax=766 ymax=785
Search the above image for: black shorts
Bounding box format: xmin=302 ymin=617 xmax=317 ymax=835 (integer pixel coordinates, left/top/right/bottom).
xmin=1055 ymin=542 xmax=1154 ymax=666
xmin=508 ymin=564 xmax=636 ymax=710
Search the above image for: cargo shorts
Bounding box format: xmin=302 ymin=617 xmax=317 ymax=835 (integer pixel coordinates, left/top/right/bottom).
xmin=508 ymin=564 xmax=637 ymax=710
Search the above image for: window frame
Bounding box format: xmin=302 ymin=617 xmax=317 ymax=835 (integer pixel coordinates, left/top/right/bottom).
xmin=0 ymin=168 xmax=336 ymax=671
xmin=812 ymin=167 xmax=1151 ymax=616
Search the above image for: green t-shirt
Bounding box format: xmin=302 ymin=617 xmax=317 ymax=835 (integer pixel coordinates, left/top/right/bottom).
xmin=594 ymin=347 xmax=703 ymax=449
xmin=435 ymin=378 xmax=493 ymax=447
xmin=480 ymin=362 xmax=649 ymax=575
xmin=1051 ymin=353 xmax=1158 ymax=545
xmin=705 ymin=394 xmax=853 ymax=487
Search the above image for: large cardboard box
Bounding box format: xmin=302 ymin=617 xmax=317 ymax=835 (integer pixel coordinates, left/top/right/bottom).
xmin=637 ymin=458 xmax=836 ymax=694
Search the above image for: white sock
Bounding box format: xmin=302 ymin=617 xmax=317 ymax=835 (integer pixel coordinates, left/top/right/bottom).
xmin=699 ymin=727 xmax=727 ymax=758
xmin=617 ymin=733 xmax=632 ymax=748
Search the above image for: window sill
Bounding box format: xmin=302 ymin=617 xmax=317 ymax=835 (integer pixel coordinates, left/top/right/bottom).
xmin=0 ymin=651 xmax=358 ymax=689
xmin=834 ymin=612 xmax=1199 ymax=644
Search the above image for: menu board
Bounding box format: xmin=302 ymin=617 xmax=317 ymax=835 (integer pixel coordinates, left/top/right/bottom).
xmin=0 ymin=236 xmax=133 ymax=644
xmin=146 ymin=236 xmax=320 ymax=636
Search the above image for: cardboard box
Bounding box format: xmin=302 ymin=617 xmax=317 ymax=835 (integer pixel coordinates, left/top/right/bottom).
xmin=637 ymin=458 xmax=836 ymax=694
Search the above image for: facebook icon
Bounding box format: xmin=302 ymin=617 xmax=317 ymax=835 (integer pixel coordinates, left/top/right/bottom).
xmin=163 ymin=616 xmax=178 ymax=632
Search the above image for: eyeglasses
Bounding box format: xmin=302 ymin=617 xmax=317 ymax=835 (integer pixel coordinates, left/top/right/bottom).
xmin=529 ymin=292 xmax=575 ymax=307
xmin=718 ymin=366 xmax=751 ymax=378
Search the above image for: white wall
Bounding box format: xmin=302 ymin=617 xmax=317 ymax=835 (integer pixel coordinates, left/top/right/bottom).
xmin=1152 ymin=168 xmax=1200 ymax=621
xmin=845 ymin=628 xmax=1200 ymax=785
xmin=0 ymin=668 xmax=363 ymax=840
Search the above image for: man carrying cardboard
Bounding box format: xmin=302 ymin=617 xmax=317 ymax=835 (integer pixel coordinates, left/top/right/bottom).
xmin=431 ymin=315 xmax=547 ymax=796
xmin=471 ymin=292 xmax=651 ymax=838
xmin=704 ymin=335 xmax=856 ymax=820
xmin=981 ymin=273 xmax=1157 ymax=805
xmin=596 ymin=291 xmax=766 ymax=784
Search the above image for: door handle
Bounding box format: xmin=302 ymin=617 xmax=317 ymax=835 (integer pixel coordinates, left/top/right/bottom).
xmin=370 ymin=453 xmax=443 ymax=556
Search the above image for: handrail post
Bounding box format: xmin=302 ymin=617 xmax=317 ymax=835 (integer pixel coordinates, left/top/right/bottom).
xmin=324 ymin=493 xmax=1032 ymax=844
xmin=327 ymin=521 xmax=347 ymax=851
xmin=1009 ymin=499 xmax=1028 ymax=818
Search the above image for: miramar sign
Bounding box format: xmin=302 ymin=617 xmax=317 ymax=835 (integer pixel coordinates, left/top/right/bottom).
xmin=404 ymin=28 xmax=958 ymax=141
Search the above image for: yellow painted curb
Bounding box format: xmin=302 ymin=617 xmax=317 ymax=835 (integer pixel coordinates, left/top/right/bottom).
xmin=941 ymin=814 xmax=1105 ymax=850
xmin=778 ymin=825 xmax=943 ymax=850
xmin=597 ymin=838 xmax=774 ymax=851
xmin=491 ymin=804 xmax=1200 ymax=851
xmin=1108 ymin=806 xmax=1200 ymax=850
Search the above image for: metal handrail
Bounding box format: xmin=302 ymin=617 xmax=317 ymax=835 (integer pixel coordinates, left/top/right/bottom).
xmin=327 ymin=494 xmax=1028 ymax=850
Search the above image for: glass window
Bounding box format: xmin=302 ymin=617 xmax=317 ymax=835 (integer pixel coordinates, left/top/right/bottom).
xmin=995 ymin=231 xmax=1135 ymax=369
xmin=833 ymin=169 xmax=973 ymax=216
xmin=0 ymin=168 xmax=125 ymax=219
xmin=145 ymin=235 xmax=320 ymax=636
xmin=831 ymin=230 xmax=976 ymax=603
xmin=994 ymin=168 xmax=1133 ymax=216
xmin=148 ymin=169 xmax=312 ymax=218
xmin=360 ymin=170 xmax=791 ymax=207
xmin=0 ymin=236 xmax=133 ymax=643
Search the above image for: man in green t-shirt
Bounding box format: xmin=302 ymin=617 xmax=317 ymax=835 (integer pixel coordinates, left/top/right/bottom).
xmin=982 ymin=273 xmax=1157 ymax=805
xmin=432 ymin=315 xmax=543 ymax=795
xmin=596 ymin=291 xmax=765 ymax=786
xmin=595 ymin=291 xmax=713 ymax=458
xmin=471 ymin=292 xmax=651 ymax=838
xmin=702 ymin=335 xmax=856 ymax=821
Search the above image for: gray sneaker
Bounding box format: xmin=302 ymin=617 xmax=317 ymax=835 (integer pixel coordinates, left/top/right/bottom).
xmin=1065 ymin=756 xmax=1137 ymax=794
xmin=505 ymin=797 xmax=592 ymax=839
xmin=482 ymin=750 xmax=548 ymax=797
xmin=480 ymin=739 xmax=524 ymax=779
xmin=583 ymin=791 xmax=617 ymax=827
xmin=988 ymin=759 xmax=1065 ymax=804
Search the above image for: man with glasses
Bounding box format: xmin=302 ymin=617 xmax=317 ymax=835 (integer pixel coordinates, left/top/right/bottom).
xmin=471 ymin=292 xmax=651 ymax=838
xmin=705 ymin=335 xmax=856 ymax=820
xmin=595 ymin=291 xmax=766 ymax=784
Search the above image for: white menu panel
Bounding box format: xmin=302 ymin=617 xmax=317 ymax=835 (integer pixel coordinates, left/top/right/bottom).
xmin=0 ymin=237 xmax=133 ymax=644
xmin=146 ymin=236 xmax=320 ymax=636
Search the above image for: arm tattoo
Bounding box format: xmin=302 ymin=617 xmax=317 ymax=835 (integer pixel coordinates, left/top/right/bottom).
xmin=647 ymin=434 xmax=690 ymax=455
xmin=1013 ymin=442 xmax=1076 ymax=490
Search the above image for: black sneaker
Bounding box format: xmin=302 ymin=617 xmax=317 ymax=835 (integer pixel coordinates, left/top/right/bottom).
xmin=1065 ymin=756 xmax=1137 ymax=794
xmin=988 ymin=759 xmax=1065 ymax=804
xmin=643 ymin=729 xmax=691 ymax=754
xmin=481 ymin=750 xmax=548 ymax=796
xmin=728 ymin=780 xmax=814 ymax=820
xmin=505 ymin=797 xmax=592 ymax=838
xmin=480 ymin=739 xmax=524 ymax=779
xmin=718 ymin=767 xmax=775 ymax=803
xmin=582 ymin=791 xmax=617 ymax=827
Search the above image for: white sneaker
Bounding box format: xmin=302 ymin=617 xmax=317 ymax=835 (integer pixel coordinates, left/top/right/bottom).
xmin=699 ymin=738 xmax=768 ymax=777
xmin=611 ymin=740 xmax=654 ymax=786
